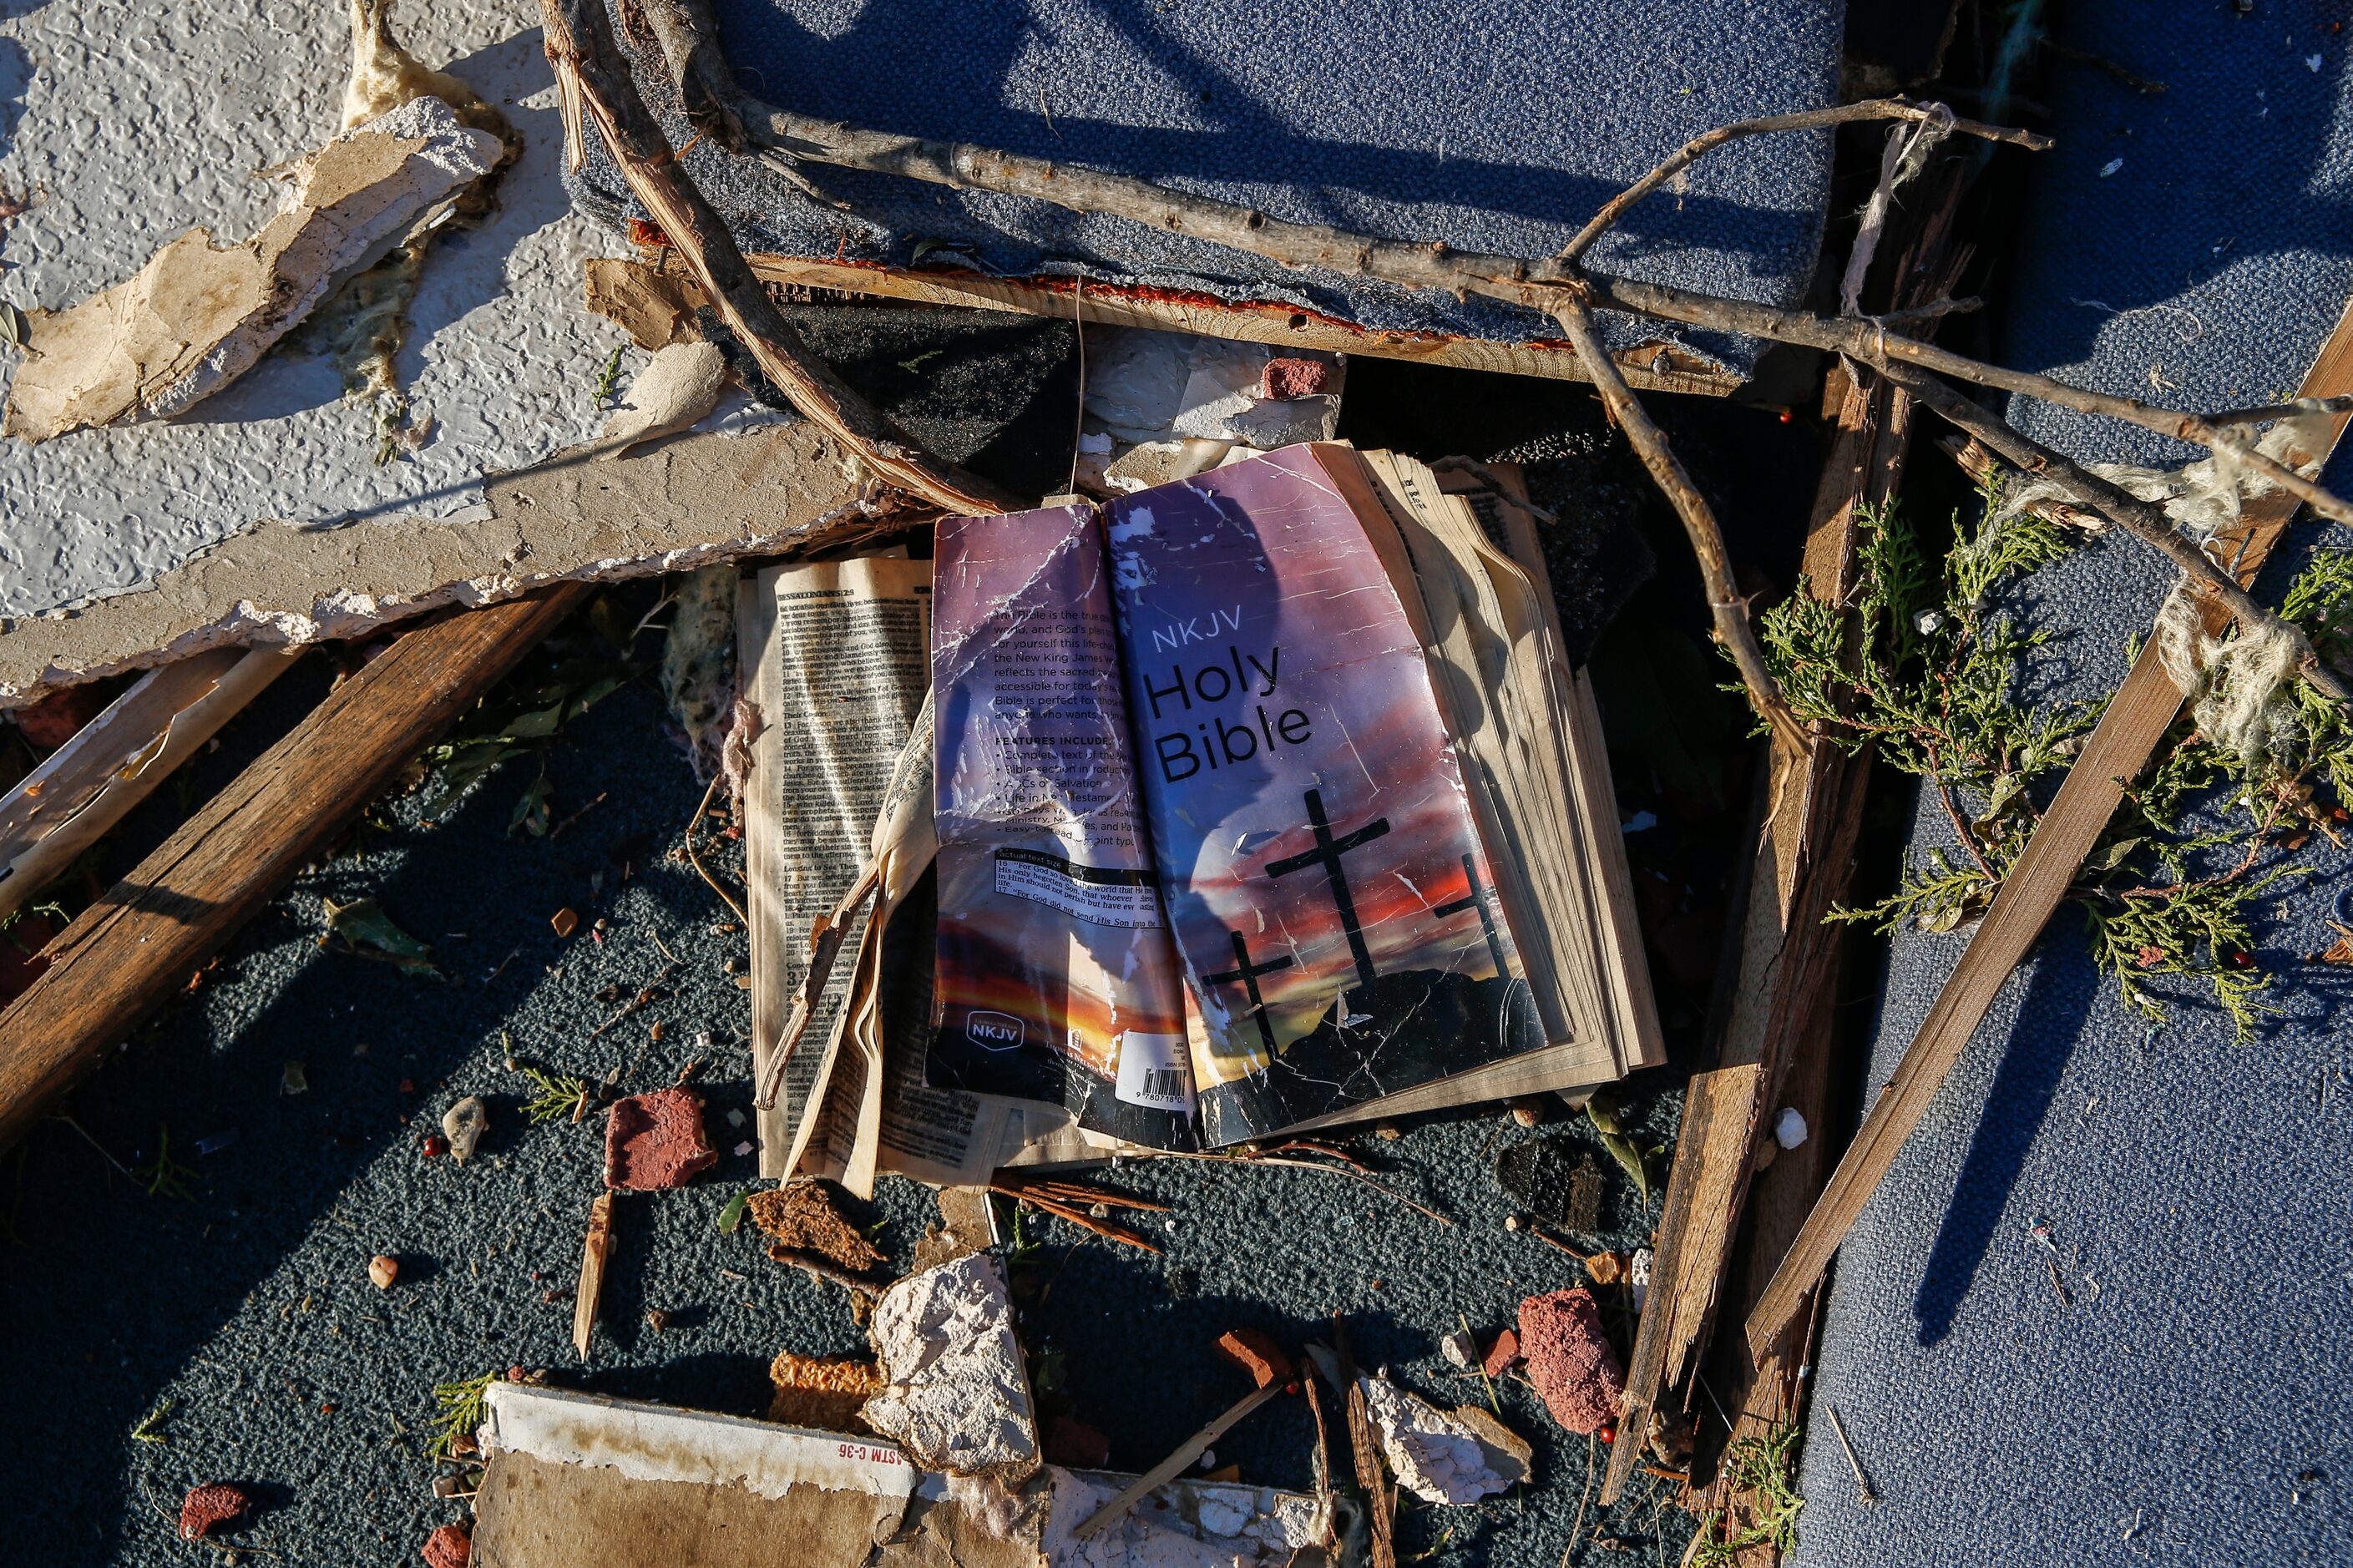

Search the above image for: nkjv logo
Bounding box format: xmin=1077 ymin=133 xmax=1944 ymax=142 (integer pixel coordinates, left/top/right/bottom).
xmin=965 ymin=1011 xmax=1024 ymax=1051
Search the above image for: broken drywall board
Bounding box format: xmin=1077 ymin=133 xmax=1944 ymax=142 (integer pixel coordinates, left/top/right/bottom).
xmin=861 ymin=1252 xmax=1041 ymax=1480
xmin=0 ymin=417 xmax=883 ymax=708
xmin=1041 ymin=1467 xmax=1330 ymax=1567
xmin=1359 ymin=1376 xmax=1529 ymax=1505
xmin=0 ymin=2 xmax=640 ymax=622
xmin=4 ymin=95 xmax=503 ymax=440
xmin=472 ymin=1382 xmax=1002 ymax=1568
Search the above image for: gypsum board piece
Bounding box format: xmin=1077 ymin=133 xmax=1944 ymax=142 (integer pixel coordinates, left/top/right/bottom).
xmin=0 ymin=584 xmax=590 ymax=1151
xmin=0 ymin=646 xmax=302 ymax=922
xmin=1746 ymin=298 xmax=2353 ymax=1357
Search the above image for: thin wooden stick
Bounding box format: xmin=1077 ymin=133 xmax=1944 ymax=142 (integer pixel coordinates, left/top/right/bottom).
xmin=682 ymin=773 xmax=749 ymax=927
xmin=574 ymin=1191 xmax=615 ymax=1359
xmin=1151 ymin=1148 xmax=1455 ymax=1227
xmin=1551 ymin=299 xmax=1803 ymax=750
xmin=766 ymin=1242 xmax=884 ymax=1294
xmin=1890 ymin=367 xmax=2353 ymax=705
xmin=987 ymin=1183 xmax=1162 ymax=1253
xmin=539 ymin=0 xmax=1014 ymax=513
xmin=1556 ymin=100 xmax=2045 ymax=266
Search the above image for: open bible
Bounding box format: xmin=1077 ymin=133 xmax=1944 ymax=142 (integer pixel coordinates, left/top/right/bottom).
xmin=929 ymin=442 xmax=1662 ymax=1150
xmin=747 ymin=445 xmax=1662 ymax=1186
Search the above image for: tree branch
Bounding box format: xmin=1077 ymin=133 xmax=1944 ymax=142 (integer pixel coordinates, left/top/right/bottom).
xmin=1551 ymin=301 xmax=1805 ymax=751
xmin=1556 ymin=99 xmax=2048 ymax=266
xmin=1889 ymin=367 xmax=2353 ymax=706
xmin=539 ymin=0 xmax=1015 ymax=513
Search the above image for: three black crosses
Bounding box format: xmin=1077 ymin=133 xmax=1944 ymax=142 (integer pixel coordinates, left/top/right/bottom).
xmin=1205 ymin=787 xmax=1507 ymax=1050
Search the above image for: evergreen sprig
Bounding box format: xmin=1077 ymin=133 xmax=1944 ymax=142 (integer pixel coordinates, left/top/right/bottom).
xmin=1755 ymin=480 xmax=2353 ymax=1040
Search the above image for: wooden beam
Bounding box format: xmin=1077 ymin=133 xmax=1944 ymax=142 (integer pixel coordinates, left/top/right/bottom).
xmin=1601 ymin=360 xmax=1907 ymax=1505
xmin=0 ymin=646 xmax=302 ymax=921
xmin=721 ymin=253 xmax=1743 ymax=397
xmin=1746 ymin=298 xmax=2353 ymax=1357
xmin=0 ymin=585 xmax=590 ymax=1151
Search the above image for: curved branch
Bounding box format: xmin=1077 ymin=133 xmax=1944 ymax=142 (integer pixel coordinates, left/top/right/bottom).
xmin=1551 ymin=301 xmax=1805 ymax=752
xmin=539 ymin=0 xmax=1015 ymax=513
xmin=1556 ymin=99 xmax=2048 ymax=266
xmin=1888 ymin=367 xmax=2353 ymax=706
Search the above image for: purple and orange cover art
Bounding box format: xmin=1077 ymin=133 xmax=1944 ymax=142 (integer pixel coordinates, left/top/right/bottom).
xmin=930 ymin=447 xmax=1542 ymax=1148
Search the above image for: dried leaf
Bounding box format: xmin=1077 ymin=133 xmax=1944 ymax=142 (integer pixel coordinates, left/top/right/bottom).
xmin=321 ymin=896 xmax=438 ymax=974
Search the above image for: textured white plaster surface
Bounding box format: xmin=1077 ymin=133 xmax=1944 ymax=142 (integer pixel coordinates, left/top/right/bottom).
xmin=0 ymin=1 xmax=637 ymax=617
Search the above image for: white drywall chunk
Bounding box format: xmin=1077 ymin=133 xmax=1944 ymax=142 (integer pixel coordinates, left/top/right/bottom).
xmin=5 ymin=95 xmax=500 ymax=441
xmin=600 ymin=340 xmax=730 ymax=458
xmin=1041 ymin=1467 xmax=1325 ymax=1567
xmin=861 ymin=1253 xmax=1040 ymax=1479
xmin=1361 ymin=1375 xmax=1529 ymax=1505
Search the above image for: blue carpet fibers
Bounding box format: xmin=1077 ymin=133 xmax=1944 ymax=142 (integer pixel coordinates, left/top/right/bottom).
xmin=1794 ymin=8 xmax=2353 ymax=1564
xmin=577 ymin=0 xmax=1844 ymax=373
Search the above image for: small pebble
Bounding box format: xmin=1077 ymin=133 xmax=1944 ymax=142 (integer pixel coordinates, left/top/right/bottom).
xmin=432 ymin=1474 xmax=468 ymax=1498
xmin=443 ymin=1097 xmax=488 ymax=1164
xmin=1197 ymin=1449 xmax=1217 ymax=1470
xmin=1503 ymin=1214 xmax=1524 ymax=1232
xmin=1774 ymin=1107 xmax=1809 ymax=1150
xmin=1375 ymin=1122 xmax=1402 ymax=1141
xmin=646 ymin=1309 xmax=673 ymax=1333
xmin=1440 ymin=1328 xmax=1479 ymax=1369
xmin=1510 ymin=1102 xmax=1541 ymax=1127
xmin=369 ymin=1255 xmax=400 ymax=1289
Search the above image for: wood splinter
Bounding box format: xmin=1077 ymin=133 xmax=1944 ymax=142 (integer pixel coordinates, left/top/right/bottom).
xmin=574 ymin=1191 xmax=615 ymax=1360
xmin=1072 ymin=1329 xmax=1293 ymax=1540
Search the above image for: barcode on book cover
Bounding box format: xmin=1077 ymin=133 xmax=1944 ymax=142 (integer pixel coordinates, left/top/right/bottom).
xmin=1113 ymin=1031 xmax=1193 ymax=1113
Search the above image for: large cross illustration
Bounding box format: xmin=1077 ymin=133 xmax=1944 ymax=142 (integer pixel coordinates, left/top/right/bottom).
xmin=1203 ymin=929 xmax=1296 ymax=1053
xmin=1435 ymin=852 xmax=1510 ymax=976
xmin=1264 ymin=787 xmax=1390 ymax=992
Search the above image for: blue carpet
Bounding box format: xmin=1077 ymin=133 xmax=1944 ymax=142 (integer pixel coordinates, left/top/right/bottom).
xmin=579 ymin=0 xmax=1847 ymax=373
xmin=1794 ymin=6 xmax=2353 ymax=1563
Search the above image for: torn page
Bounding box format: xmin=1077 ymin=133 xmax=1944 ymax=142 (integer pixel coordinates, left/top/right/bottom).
xmin=743 ymin=556 xmax=931 ymax=1179
xmin=928 ymin=503 xmax=1197 ymax=1150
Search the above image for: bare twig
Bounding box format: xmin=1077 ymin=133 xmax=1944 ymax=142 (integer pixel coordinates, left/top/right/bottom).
xmin=683 ymin=773 xmax=749 ymax=927
xmin=539 ymin=0 xmax=1014 ymax=512
xmin=1890 ymin=367 xmax=2353 ymax=705
xmin=2203 ymin=393 xmax=2353 ymax=426
xmin=1557 ymin=99 xmax=2044 ymax=266
xmin=1551 ymin=299 xmax=1804 ymax=751
xmin=605 ymin=15 xmax=2353 ymax=706
xmin=1151 ymin=1148 xmax=1455 ymax=1227
xmin=987 ymin=1183 xmax=1163 ymax=1252
xmin=766 ymin=1242 xmax=883 ymax=1295
xmin=751 ymin=856 xmax=879 ymax=1110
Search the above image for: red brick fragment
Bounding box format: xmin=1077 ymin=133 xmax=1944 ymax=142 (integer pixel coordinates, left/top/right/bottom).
xmin=1042 ymin=1414 xmax=1111 ymax=1469
xmin=1261 ymin=357 xmax=1329 ymax=400
xmin=1517 ymin=1287 xmax=1623 ymax=1435
xmin=178 ymin=1482 xmax=249 ymax=1540
xmin=1216 ymin=1327 xmax=1292 ymax=1388
xmin=1481 ymin=1327 xmax=1522 ymax=1378
xmin=604 ymin=1086 xmax=717 ymax=1191
xmin=421 ymin=1522 xmax=472 ymax=1568
xmin=13 ymin=683 xmax=107 ymax=750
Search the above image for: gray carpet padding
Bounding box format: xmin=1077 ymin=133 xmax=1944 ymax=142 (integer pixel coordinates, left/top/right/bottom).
xmin=572 ymin=0 xmax=1847 ymax=374
xmin=1793 ymin=8 xmax=2353 ymax=1563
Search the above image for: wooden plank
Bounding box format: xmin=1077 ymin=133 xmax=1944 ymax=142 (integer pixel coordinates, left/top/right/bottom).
xmin=1746 ymin=298 xmax=2353 ymax=1357
xmin=1600 ymin=362 xmax=1907 ymax=1505
xmin=0 ymin=584 xmax=590 ymax=1151
xmin=0 ymin=646 xmax=301 ymax=921
xmin=701 ymin=252 xmax=1743 ymax=397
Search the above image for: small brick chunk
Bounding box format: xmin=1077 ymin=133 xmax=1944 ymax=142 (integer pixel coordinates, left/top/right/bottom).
xmin=178 ymin=1482 xmax=249 ymax=1540
xmin=1518 ymin=1287 xmax=1623 ymax=1435
xmin=767 ymin=1351 xmax=883 ymax=1432
xmin=1216 ymin=1327 xmax=1291 ymax=1388
xmin=421 ymin=1522 xmax=472 ymax=1568
xmin=1261 ymin=357 xmax=1330 ymax=400
xmin=1481 ymin=1328 xmax=1522 ymax=1379
xmin=603 ymin=1087 xmax=716 ymax=1191
xmin=747 ymin=1180 xmax=883 ymax=1273
xmin=1041 ymin=1414 xmax=1111 ymax=1469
